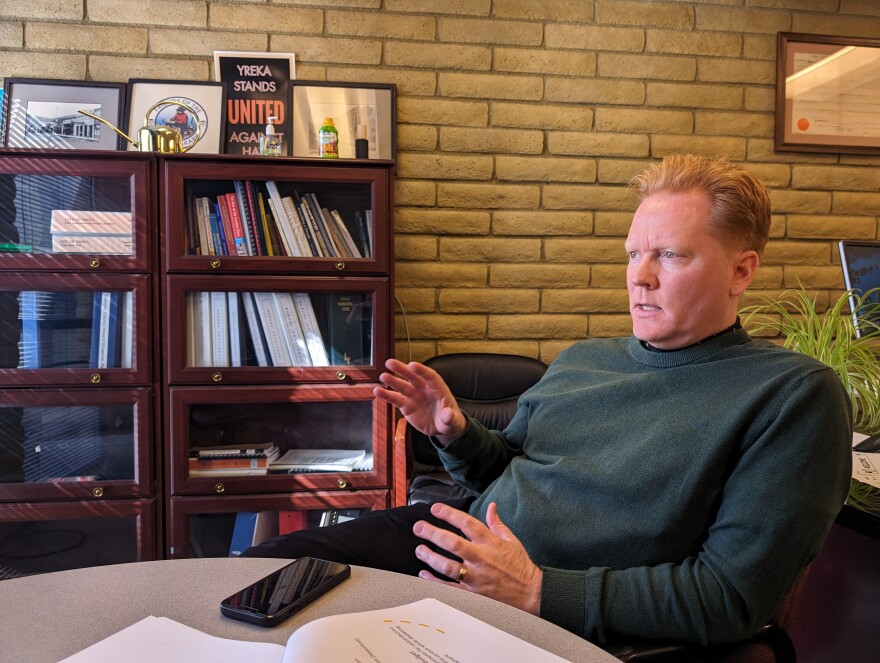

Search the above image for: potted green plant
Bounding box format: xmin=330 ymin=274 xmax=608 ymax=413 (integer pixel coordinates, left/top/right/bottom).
xmin=742 ymin=286 xmax=880 ymax=514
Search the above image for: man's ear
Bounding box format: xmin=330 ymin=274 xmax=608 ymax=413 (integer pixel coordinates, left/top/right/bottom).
xmin=730 ymin=250 xmax=760 ymax=297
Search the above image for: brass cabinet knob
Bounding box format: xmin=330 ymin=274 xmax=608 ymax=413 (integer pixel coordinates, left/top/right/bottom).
xmin=335 ymin=261 xmax=345 ymax=271
xmin=92 ymin=487 xmax=104 ymax=498
xmin=336 ymin=371 xmax=347 ymax=381
xmin=211 ymin=372 xmax=223 ymax=382
xmin=210 ymin=258 xmax=221 ymax=269
xmin=214 ymin=483 xmax=225 ymax=493
xmin=89 ymin=373 xmax=101 ymax=384
xmin=337 ymin=479 xmax=348 ymax=489
xmin=89 ymin=258 xmax=101 ymax=268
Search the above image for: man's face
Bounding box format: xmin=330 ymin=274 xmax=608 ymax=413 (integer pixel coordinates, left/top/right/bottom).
xmin=625 ymin=190 xmax=754 ymax=350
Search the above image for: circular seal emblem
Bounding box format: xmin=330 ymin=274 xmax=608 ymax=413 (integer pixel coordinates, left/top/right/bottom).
xmin=146 ymin=96 xmax=207 ymax=150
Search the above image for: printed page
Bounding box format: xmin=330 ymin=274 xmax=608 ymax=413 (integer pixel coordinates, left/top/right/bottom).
xmin=281 ymin=598 xmax=569 ymax=663
xmin=60 ymin=616 xmax=284 ymax=663
xmin=853 ymin=432 xmax=880 ymax=488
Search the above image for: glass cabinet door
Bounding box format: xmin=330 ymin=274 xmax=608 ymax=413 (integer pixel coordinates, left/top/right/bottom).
xmin=0 ymin=273 xmax=151 ymax=386
xmin=164 ymin=276 xmax=388 ymax=384
xmin=0 ymin=388 xmax=153 ymax=500
xmin=162 ymin=159 xmax=389 ymax=274
xmin=167 ymin=492 xmax=386 ymax=559
xmin=0 ymin=499 xmax=156 ymax=576
xmin=168 ymin=384 xmax=389 ymax=495
xmin=0 ymin=153 xmax=151 ymax=272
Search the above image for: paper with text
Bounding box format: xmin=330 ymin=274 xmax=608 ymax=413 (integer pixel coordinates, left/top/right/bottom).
xmin=281 ymin=598 xmax=568 ymax=663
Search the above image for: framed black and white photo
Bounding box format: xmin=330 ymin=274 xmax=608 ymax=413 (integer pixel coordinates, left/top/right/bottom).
xmin=2 ymin=79 xmax=126 ymax=150
xmin=125 ymin=79 xmax=226 ymax=154
xmin=291 ymin=81 xmax=396 ymax=160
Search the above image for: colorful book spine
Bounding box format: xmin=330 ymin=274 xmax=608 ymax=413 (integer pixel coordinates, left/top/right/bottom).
xmin=225 ymin=192 xmax=249 ymax=256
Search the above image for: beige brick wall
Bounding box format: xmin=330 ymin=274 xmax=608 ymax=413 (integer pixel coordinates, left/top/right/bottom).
xmin=2 ymin=0 xmax=879 ymax=363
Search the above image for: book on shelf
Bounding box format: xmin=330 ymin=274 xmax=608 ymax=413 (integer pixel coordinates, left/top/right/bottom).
xmin=302 ymin=192 xmax=338 ymax=257
xmin=214 ymin=196 xmax=236 ymax=256
xmin=271 ymin=292 xmax=312 ymax=366
xmin=210 ymin=291 xmax=229 ymax=367
xmin=50 ymin=210 xmax=133 ymax=255
xmin=324 ymin=293 xmax=369 ymax=366
xmin=291 ymin=293 xmax=330 ymax=366
xmin=89 ymin=291 xmax=121 ymax=369
xmin=354 ymin=210 xmax=371 ymax=257
xmin=258 ymin=192 xmax=283 ymax=256
xmin=227 ymin=292 xmax=243 ymax=368
xmin=252 ymin=291 xmax=293 ymax=366
xmin=268 ymin=448 xmax=366 ymax=473
xmin=188 ymin=291 xmax=213 ymax=368
xmin=282 ymin=195 xmax=316 ymax=256
xmin=224 ymin=192 xmax=249 ymax=256
xmin=51 ymin=234 xmax=133 ymax=254
xmin=209 ymin=205 xmax=225 ymax=256
xmin=278 ymin=510 xmax=308 ymax=535
xmin=195 ymin=197 xmax=215 ymax=256
xmin=228 ymin=511 xmax=278 ymax=557
xmin=59 ymin=599 xmax=568 ymax=663
xmin=319 ymin=508 xmax=365 ymax=527
xmin=191 ymin=442 xmax=279 ymax=458
xmin=119 ymin=290 xmax=133 ymax=369
xmin=240 ymin=291 xmax=271 ymax=367
xmin=188 ymin=454 xmax=277 ymax=472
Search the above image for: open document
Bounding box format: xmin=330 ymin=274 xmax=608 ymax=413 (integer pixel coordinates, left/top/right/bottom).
xmin=61 ymin=599 xmax=570 ymax=663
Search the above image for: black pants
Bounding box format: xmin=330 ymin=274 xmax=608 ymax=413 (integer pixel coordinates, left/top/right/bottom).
xmin=240 ymin=498 xmax=476 ymax=578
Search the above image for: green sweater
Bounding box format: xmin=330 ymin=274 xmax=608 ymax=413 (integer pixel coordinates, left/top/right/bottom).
xmin=437 ymin=330 xmax=852 ymax=645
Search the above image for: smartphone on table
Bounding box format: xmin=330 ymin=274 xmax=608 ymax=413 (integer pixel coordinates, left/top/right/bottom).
xmin=220 ymin=557 xmax=351 ymax=627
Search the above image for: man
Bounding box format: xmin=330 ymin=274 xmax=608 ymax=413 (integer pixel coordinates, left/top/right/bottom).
xmin=244 ymin=155 xmax=852 ymax=646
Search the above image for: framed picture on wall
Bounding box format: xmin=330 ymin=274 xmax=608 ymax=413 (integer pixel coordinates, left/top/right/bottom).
xmin=125 ymin=79 xmax=226 ymax=154
xmin=291 ymin=81 xmax=396 ymax=160
xmin=775 ymin=32 xmax=880 ymax=155
xmin=1 ymin=78 xmax=126 ymax=150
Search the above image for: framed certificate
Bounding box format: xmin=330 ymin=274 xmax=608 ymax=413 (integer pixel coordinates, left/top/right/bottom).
xmin=776 ymin=32 xmax=880 ymax=154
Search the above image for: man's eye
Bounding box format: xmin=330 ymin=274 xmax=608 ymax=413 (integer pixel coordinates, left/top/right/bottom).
xmin=628 ymin=251 xmax=637 ymax=259
xmin=663 ymin=251 xmax=677 ymax=259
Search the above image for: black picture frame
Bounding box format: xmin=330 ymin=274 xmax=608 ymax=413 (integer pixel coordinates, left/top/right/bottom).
xmin=2 ymin=78 xmax=127 ymax=150
xmin=125 ymin=79 xmax=226 ymax=154
xmin=776 ymin=32 xmax=880 ymax=155
xmin=291 ymin=80 xmax=396 ymax=160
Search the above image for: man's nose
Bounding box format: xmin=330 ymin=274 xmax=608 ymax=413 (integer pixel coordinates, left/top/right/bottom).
xmin=629 ymin=258 xmax=658 ymax=288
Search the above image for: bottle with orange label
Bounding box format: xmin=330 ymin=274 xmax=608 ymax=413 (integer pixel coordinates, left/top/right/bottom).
xmin=318 ymin=117 xmax=338 ymax=158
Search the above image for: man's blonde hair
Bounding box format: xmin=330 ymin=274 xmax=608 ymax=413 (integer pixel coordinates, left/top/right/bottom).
xmin=628 ymin=155 xmax=771 ymax=257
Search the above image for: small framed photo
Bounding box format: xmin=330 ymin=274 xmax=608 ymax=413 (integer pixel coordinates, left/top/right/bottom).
xmin=291 ymin=81 xmax=396 ymax=160
xmin=125 ymin=79 xmax=226 ymax=154
xmin=776 ymin=32 xmax=880 ymax=155
xmin=1 ymin=78 xmax=126 ymax=150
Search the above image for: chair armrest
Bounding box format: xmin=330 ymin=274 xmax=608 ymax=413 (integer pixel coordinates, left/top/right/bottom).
xmin=602 ymin=624 xmax=795 ymax=663
xmin=392 ymin=416 xmax=411 ymax=507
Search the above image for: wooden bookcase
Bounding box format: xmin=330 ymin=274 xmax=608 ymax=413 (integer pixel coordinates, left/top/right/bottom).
xmin=0 ymin=149 xmax=396 ymax=571
xmin=0 ymin=149 xmax=159 ymax=576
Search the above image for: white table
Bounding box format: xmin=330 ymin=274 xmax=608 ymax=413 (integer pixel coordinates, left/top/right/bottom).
xmin=0 ymin=558 xmax=619 ymax=663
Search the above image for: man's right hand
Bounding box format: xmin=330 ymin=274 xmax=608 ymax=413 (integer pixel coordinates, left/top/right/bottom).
xmin=372 ymin=359 xmax=468 ymax=446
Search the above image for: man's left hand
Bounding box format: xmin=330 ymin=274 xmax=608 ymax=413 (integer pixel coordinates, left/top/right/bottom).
xmin=412 ymin=502 xmax=542 ymax=615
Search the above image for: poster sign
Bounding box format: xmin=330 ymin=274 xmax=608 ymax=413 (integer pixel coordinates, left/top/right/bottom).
xmin=213 ymin=51 xmax=295 ymax=156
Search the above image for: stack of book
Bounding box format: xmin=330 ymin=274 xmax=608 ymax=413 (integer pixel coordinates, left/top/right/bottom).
xmin=50 ymin=209 xmax=133 ymax=255
xmin=187 ymin=180 xmax=371 ymax=259
xmin=188 ymin=442 xmax=280 ymax=477
xmin=267 ymin=448 xmax=372 ymax=474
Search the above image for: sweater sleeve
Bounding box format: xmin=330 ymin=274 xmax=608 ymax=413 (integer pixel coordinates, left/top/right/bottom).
xmin=541 ymin=366 xmax=852 ymax=645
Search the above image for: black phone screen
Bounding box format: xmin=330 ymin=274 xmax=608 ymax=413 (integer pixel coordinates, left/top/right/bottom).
xmin=220 ymin=557 xmax=351 ymax=626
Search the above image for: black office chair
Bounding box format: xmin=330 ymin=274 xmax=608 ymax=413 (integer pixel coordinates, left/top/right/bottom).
xmin=603 ymin=565 xmax=810 ymax=663
xmin=392 ymin=352 xmax=547 ymax=506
